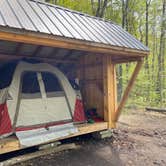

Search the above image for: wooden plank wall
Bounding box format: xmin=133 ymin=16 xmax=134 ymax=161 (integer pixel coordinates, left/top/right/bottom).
xmin=77 ymin=54 xmax=104 ymax=118
xmin=77 ymin=54 xmax=117 ymax=128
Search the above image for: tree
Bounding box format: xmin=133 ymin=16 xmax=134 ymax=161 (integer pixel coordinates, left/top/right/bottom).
xmin=91 ymin=0 xmax=108 ymax=18
xmin=157 ymin=0 xmax=165 ymax=106
xmin=43 ymin=0 xmax=166 ymax=107
xmin=45 ymin=0 xmax=58 ymax=4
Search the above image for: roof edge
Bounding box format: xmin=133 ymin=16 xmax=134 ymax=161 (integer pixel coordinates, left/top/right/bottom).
xmin=0 ymin=27 xmax=149 ymax=57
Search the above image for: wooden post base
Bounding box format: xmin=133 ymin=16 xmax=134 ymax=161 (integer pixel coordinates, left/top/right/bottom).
xmin=109 ymin=122 xmax=116 ymax=129
xmin=92 ymin=129 xmax=113 ymax=139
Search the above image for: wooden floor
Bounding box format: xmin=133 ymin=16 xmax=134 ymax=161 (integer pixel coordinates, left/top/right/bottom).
xmin=0 ymin=122 xmax=108 ymax=155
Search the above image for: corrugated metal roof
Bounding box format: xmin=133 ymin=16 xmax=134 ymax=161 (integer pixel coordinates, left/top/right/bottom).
xmin=0 ymin=0 xmax=149 ymax=51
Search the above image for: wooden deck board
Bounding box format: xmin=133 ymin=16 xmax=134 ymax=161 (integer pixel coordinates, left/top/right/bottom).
xmin=0 ymin=122 xmax=107 ymax=155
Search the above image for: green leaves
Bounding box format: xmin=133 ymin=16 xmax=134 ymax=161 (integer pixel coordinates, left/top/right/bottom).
xmin=45 ymin=0 xmax=165 ymax=107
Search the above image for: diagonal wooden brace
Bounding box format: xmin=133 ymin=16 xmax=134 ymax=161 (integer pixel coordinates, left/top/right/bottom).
xmin=114 ymin=59 xmax=144 ymax=122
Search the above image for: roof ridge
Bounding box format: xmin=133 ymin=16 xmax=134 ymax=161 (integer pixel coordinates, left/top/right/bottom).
xmin=29 ymin=0 xmax=115 ymax=25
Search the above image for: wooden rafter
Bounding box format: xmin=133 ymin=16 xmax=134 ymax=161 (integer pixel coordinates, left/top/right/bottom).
xmin=112 ymin=56 xmax=143 ymax=64
xmin=47 ymin=47 xmax=58 ymax=58
xmin=14 ymin=42 xmax=23 ymax=55
xmin=61 ymin=49 xmax=74 ymax=62
xmin=57 ymin=49 xmax=74 ymax=68
xmin=114 ymin=59 xmax=144 ymax=122
xmin=32 ymin=45 xmax=42 ymax=57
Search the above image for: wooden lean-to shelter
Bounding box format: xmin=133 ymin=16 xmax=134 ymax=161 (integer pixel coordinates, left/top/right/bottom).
xmin=0 ymin=0 xmax=149 ymax=154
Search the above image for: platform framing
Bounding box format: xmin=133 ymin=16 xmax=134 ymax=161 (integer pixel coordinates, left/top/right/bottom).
xmin=0 ymin=122 xmax=107 ymax=155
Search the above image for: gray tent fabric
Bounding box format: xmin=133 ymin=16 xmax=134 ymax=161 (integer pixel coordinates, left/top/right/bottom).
xmin=16 ymin=123 xmax=78 ymax=147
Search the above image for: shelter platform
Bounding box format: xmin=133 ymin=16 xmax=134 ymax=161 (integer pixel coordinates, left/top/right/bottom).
xmin=0 ymin=122 xmax=107 ymax=155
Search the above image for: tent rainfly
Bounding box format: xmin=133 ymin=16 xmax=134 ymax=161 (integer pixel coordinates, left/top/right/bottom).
xmin=0 ymin=0 xmax=149 ymax=154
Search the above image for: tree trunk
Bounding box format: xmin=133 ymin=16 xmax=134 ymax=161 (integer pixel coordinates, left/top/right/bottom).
xmin=91 ymin=0 xmax=96 ymax=15
xmin=145 ymin=1 xmax=150 ymax=47
xmin=117 ymin=0 xmax=126 ymax=100
xmin=145 ymin=0 xmax=151 ymax=103
xmin=157 ymin=0 xmax=165 ymax=106
xmin=46 ymin=0 xmax=57 ymax=4
xmin=125 ymin=0 xmax=129 ymax=31
xmin=96 ymin=0 xmax=101 ymax=17
xmin=99 ymin=0 xmax=108 ymax=18
xmin=91 ymin=0 xmax=108 ymax=18
xmin=118 ymin=0 xmax=129 ymax=100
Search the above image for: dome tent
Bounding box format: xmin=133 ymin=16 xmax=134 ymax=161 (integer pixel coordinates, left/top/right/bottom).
xmin=0 ymin=60 xmax=85 ymax=145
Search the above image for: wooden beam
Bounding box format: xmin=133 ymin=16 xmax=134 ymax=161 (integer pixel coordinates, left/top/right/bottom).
xmin=1 ymin=143 xmax=79 ymax=166
xmin=32 ymin=45 xmax=42 ymax=56
xmin=0 ymin=53 xmax=77 ymax=64
xmin=57 ymin=49 xmax=74 ymax=68
xmin=76 ymin=62 xmax=102 ymax=69
xmin=0 ymin=122 xmax=107 ymax=155
xmin=112 ymin=57 xmax=142 ymax=64
xmin=103 ymin=55 xmax=117 ymax=128
xmin=0 ymin=30 xmax=149 ymax=57
xmin=14 ymin=42 xmax=23 ymax=55
xmin=114 ymin=60 xmax=144 ymax=121
xmin=0 ymin=136 xmax=20 ymax=155
xmin=47 ymin=47 xmax=58 ymax=58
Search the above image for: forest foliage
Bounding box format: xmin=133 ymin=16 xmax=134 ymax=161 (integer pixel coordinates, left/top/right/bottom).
xmin=45 ymin=0 xmax=166 ymax=108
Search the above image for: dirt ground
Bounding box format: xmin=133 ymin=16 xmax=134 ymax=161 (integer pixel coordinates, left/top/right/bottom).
xmin=15 ymin=110 xmax=166 ymax=166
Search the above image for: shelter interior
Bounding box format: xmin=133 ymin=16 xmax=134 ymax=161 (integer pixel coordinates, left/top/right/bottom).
xmin=0 ymin=38 xmax=145 ymax=154
xmin=0 ymin=0 xmax=149 ymax=155
xmin=0 ymin=38 xmax=145 ymax=122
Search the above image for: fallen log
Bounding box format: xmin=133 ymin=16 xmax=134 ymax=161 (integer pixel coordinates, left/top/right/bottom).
xmin=145 ymin=107 xmax=166 ymax=113
xmin=0 ymin=143 xmax=80 ymax=166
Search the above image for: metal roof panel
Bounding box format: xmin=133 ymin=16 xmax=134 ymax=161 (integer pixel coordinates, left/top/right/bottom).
xmin=0 ymin=0 xmax=21 ymax=28
xmin=0 ymin=0 xmax=149 ymax=52
xmin=74 ymin=14 xmax=104 ymax=43
xmin=82 ymin=15 xmax=111 ymax=44
xmin=40 ymin=4 xmax=73 ymax=38
xmin=49 ymin=6 xmax=83 ymax=39
xmin=29 ymin=1 xmax=62 ymax=35
xmin=57 ymin=9 xmax=91 ymax=41
xmin=19 ymin=0 xmax=50 ymax=33
xmin=8 ymin=0 xmax=36 ymax=31
xmin=0 ymin=12 xmax=5 ymax=26
xmin=71 ymin=13 xmax=100 ymax=42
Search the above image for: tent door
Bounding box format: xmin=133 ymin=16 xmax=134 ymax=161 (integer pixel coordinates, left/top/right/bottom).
xmin=16 ymin=71 xmax=72 ymax=128
xmin=39 ymin=72 xmax=73 ymax=123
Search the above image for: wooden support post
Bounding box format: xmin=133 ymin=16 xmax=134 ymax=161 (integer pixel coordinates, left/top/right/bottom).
xmin=114 ymin=59 xmax=143 ymax=121
xmin=103 ymin=55 xmax=117 ymax=129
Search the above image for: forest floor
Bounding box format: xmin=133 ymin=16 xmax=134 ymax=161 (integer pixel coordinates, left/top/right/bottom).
xmin=14 ymin=109 xmax=166 ymax=166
